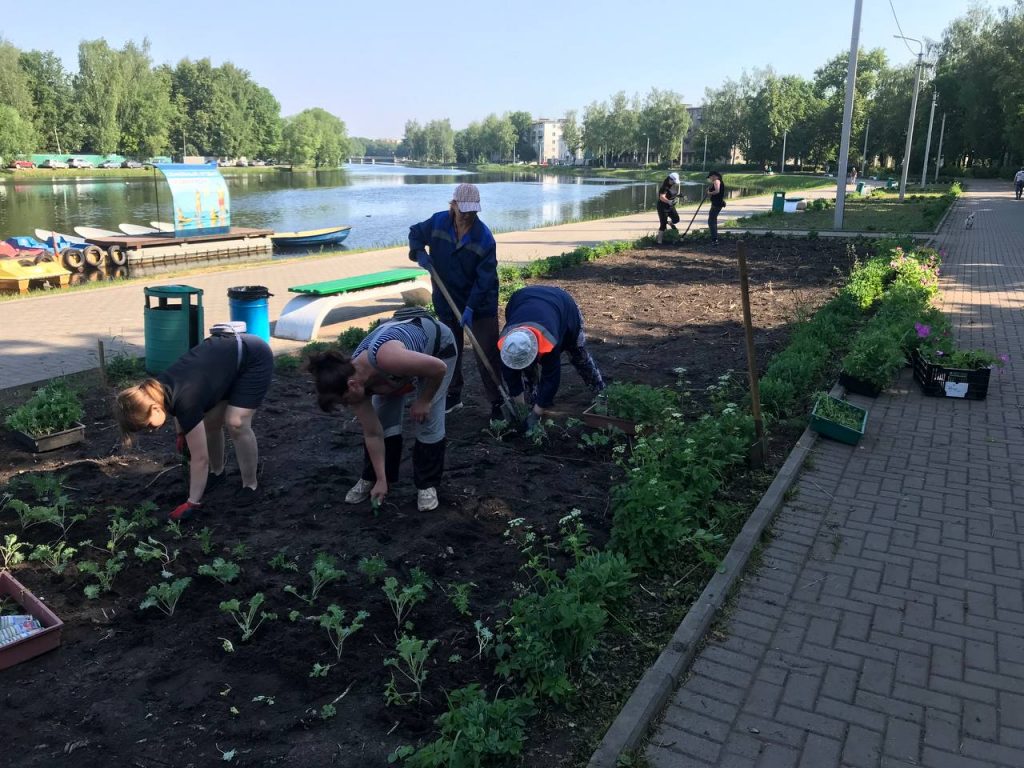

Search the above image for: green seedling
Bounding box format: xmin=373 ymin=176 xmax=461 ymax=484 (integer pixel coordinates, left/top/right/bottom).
xmin=284 ymin=552 xmax=345 ymax=606
xmin=198 ymin=557 xmax=241 ymax=585
xmin=195 ymin=527 xmax=215 ymax=555
xmin=0 ymin=533 xmax=28 ymax=568
xmin=382 ymin=575 xmax=428 ymax=629
xmin=106 ymin=508 xmax=142 ymax=552
xmin=474 ymin=619 xmax=494 ymax=659
xmin=7 ymin=498 xmax=84 ymax=540
xmin=320 ymin=703 xmax=337 ymax=720
xmin=357 ymin=554 xmax=388 ymax=583
xmin=445 ymin=581 xmax=475 ymax=617
xmin=383 ymin=633 xmax=437 ymax=706
xmin=482 ymin=419 xmax=513 ymax=441
xmin=230 ymin=542 xmax=249 ymax=560
xmin=140 ymin=577 xmax=192 ymax=616
xmin=28 ymin=542 xmax=77 ymax=574
xmin=309 ymin=662 xmax=333 ymax=678
xmin=268 ymin=550 xmax=299 ymax=573
xmin=79 ymin=552 xmax=127 ymax=598
xmin=165 ymin=520 xmax=184 ymax=540
xmin=133 ymin=537 xmax=180 ymax=577
xmin=319 ymin=605 xmax=369 ymax=660
xmin=220 ymin=592 xmax=277 ymax=642
xmin=252 ymin=695 xmax=275 ymax=706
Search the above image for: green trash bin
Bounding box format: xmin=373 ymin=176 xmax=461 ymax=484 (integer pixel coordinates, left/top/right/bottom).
xmin=886 ymin=178 xmax=897 ymax=190
xmin=856 ymin=181 xmax=865 ymax=194
xmin=144 ymin=285 xmax=204 ymax=374
xmin=772 ymin=191 xmax=786 ymax=213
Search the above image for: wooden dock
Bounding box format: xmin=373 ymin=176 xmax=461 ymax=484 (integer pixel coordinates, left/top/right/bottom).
xmin=80 ymin=227 xmax=274 ymax=268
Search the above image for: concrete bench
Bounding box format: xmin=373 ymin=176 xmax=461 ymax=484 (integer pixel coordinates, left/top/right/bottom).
xmin=274 ymin=268 xmax=429 ymax=341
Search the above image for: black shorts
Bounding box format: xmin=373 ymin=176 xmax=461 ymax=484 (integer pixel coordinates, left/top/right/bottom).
xmin=228 ymin=336 xmax=273 ymax=409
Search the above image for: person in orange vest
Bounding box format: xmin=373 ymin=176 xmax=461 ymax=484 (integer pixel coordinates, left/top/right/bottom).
xmin=497 ymin=286 xmax=605 ymax=430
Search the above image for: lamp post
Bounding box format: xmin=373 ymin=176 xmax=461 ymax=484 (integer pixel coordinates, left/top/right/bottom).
xmin=921 ymin=88 xmax=937 ymax=187
xmin=862 ymin=118 xmax=870 ymax=169
xmin=702 ymin=133 xmax=708 ymax=171
xmin=934 ymin=112 xmax=946 ymax=183
xmin=780 ymin=129 xmax=787 ymax=175
xmin=896 ymin=34 xmax=924 ymax=201
xmin=645 ymin=136 xmax=650 ymax=167
xmin=834 ymin=0 xmax=863 ymax=230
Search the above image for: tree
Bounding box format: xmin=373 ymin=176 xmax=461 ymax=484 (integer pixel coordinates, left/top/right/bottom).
xmin=745 ymin=73 xmax=817 ymax=167
xmin=75 ymin=39 xmax=123 ymax=153
xmin=637 ymin=88 xmax=690 ymax=165
xmin=582 ymin=100 xmax=610 ymax=164
xmin=0 ymin=40 xmax=34 ymax=117
xmin=117 ymin=40 xmax=173 ymax=156
xmin=480 ymin=113 xmax=515 ymax=162
xmin=280 ymin=108 xmax=348 ymax=167
xmin=19 ymin=50 xmax=78 ymax=152
xmin=507 ymin=110 xmax=535 ymax=162
xmin=561 ymin=110 xmax=581 ymax=163
xmin=0 ymin=104 xmax=36 ymax=159
xmin=424 ymin=119 xmax=455 ymax=162
xmin=811 ymin=48 xmax=887 ymax=165
xmin=701 ymin=79 xmax=748 ymax=164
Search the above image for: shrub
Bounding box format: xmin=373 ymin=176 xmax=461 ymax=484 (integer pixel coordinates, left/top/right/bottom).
xmin=600 ymin=382 xmax=679 ymax=424
xmin=105 ymin=354 xmax=147 ymax=388
xmin=5 ymin=381 xmax=83 ymax=437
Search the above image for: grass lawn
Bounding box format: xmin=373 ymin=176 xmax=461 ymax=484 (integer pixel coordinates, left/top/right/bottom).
xmin=725 ymin=190 xmax=956 ymax=233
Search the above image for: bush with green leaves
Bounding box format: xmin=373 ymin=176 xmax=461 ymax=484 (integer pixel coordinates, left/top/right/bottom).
xmin=599 ymin=382 xmax=680 ymax=425
xmin=104 ymin=354 xmax=147 ymax=388
xmin=390 ymin=685 xmax=536 ymax=767
xmin=5 ymin=380 xmax=83 ymax=437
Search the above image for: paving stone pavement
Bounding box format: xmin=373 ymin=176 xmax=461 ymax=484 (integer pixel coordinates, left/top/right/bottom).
xmin=645 ymin=180 xmax=1024 ymax=768
xmin=0 ymin=184 xmax=847 ymax=390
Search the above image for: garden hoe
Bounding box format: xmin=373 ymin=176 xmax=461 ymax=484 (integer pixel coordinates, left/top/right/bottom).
xmin=682 ymin=193 xmax=707 ymax=237
xmin=426 ymin=265 xmax=521 ymax=425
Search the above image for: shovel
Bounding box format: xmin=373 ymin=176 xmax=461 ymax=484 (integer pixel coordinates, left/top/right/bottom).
xmin=682 ymin=193 xmax=707 ymax=236
xmin=425 ymin=265 xmax=521 ymax=424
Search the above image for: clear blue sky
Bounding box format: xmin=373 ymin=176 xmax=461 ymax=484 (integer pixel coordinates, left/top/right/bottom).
xmin=1 ymin=0 xmax=986 ymax=138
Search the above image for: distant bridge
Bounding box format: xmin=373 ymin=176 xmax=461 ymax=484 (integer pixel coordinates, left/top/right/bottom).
xmin=347 ymin=156 xmax=400 ymax=165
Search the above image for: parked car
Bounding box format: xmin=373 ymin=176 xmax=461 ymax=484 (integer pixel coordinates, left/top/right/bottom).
xmin=252 ymin=159 xmax=266 ymax=166
xmin=39 ymin=159 xmax=69 ymax=169
xmin=235 ymin=159 xmax=249 ymax=167
xmin=7 ymin=160 xmax=35 ymax=169
xmin=67 ymin=158 xmax=93 ymax=169
xmin=98 ymin=160 xmax=120 ymax=169
xmin=121 ymin=160 xmax=143 ymax=169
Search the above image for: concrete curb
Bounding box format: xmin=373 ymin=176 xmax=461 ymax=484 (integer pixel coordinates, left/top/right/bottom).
xmin=587 ymin=386 xmax=842 ymax=766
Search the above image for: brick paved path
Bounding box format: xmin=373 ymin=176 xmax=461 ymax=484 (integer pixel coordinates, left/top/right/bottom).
xmin=646 ymin=180 xmax=1024 ymax=768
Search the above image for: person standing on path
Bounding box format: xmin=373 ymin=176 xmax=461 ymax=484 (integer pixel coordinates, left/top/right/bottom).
xmin=307 ymin=311 xmax=457 ymax=512
xmin=655 ymin=172 xmax=681 ymax=244
xmin=498 ymin=286 xmax=605 ymax=431
xmin=409 ymin=183 xmax=504 ymax=419
xmin=706 ymin=171 xmax=726 ymax=245
xmin=1014 ymin=167 xmax=1024 ymax=200
xmin=115 ymin=330 xmax=273 ymax=520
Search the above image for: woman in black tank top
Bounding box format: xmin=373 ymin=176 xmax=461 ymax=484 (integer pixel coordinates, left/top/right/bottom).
xmin=707 ymin=171 xmax=726 ymax=245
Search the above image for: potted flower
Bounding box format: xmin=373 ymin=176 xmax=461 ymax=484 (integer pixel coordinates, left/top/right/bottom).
xmin=839 ymin=326 xmax=907 ymax=397
xmin=809 ymin=392 xmax=868 ymax=446
xmin=909 ymin=320 xmax=1005 ymax=400
xmin=4 ymin=380 xmax=85 ymax=452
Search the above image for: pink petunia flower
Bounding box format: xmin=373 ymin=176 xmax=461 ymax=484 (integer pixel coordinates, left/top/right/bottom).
xmin=915 ymin=322 xmax=931 ymax=338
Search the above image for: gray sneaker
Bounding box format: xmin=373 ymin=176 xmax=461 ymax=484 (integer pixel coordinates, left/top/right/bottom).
xmin=345 ymin=478 xmax=373 ymax=504
xmin=417 ymin=487 xmax=439 ymax=511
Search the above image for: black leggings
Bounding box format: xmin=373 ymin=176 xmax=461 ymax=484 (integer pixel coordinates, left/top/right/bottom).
xmin=708 ymin=205 xmax=724 ymax=241
xmin=657 ymin=202 xmax=680 ymax=231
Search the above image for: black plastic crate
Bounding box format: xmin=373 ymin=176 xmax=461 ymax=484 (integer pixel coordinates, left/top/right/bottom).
xmin=911 ymin=349 xmax=991 ymax=400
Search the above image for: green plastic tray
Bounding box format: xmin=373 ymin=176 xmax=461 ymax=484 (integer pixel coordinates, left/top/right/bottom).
xmin=809 ymin=397 xmax=868 ymax=446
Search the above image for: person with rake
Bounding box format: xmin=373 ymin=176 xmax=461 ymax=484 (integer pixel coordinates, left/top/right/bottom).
xmin=307 ymin=308 xmax=458 ymax=512
xmin=655 ymin=171 xmax=682 ymax=244
xmin=114 ymin=328 xmax=273 ymax=521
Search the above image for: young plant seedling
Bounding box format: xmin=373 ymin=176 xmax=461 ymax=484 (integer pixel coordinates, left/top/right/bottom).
xmin=106 ymin=507 xmax=141 ymax=553
xmin=28 ymin=542 xmax=77 ymax=574
xmin=268 ymin=550 xmax=299 ymax=573
xmin=284 ymin=552 xmax=345 ymax=606
xmin=444 ymin=581 xmax=475 ymax=617
xmin=356 ymin=554 xmax=387 ymax=583
xmin=381 ymin=575 xmax=429 ymax=630
xmin=319 ymin=703 xmax=337 ymax=720
xmin=319 ymin=605 xmax=369 ymax=660
xmin=219 ymin=593 xmax=277 ymax=642
xmin=482 ymin=419 xmax=513 ymax=441
xmin=133 ymin=537 xmax=180 ymax=578
xmin=474 ymin=619 xmax=494 ymax=659
xmin=139 ymin=577 xmax=192 ymax=616
xmin=198 ymin=557 xmax=241 ymax=585
xmin=165 ymin=520 xmax=185 ymax=540
xmin=195 ymin=527 xmax=215 ymax=556
xmin=0 ymin=533 xmax=28 ymax=568
xmin=383 ymin=634 xmax=437 ymax=706
xmin=79 ymin=552 xmax=127 ymax=599
xmin=309 ymin=662 xmax=333 ymax=678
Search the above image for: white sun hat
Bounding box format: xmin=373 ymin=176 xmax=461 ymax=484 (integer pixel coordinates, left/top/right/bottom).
xmin=499 ymin=328 xmax=538 ymax=370
xmin=453 ymin=183 xmax=481 ymax=213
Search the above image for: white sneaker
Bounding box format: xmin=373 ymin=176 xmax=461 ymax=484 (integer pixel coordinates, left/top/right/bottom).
xmin=417 ymin=487 xmax=439 ymax=511
xmin=345 ymin=478 xmax=373 ymax=504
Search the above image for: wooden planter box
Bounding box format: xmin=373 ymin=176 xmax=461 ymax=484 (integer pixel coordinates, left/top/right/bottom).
xmin=809 ymin=396 xmax=868 ymax=446
xmin=911 ymin=350 xmax=991 ymax=400
xmin=12 ymin=422 xmax=85 ymax=453
xmin=838 ymin=371 xmax=883 ymax=398
xmin=0 ymin=570 xmax=64 ymax=670
xmin=581 ymin=403 xmax=637 ymax=436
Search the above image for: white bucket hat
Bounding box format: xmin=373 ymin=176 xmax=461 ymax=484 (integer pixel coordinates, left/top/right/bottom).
xmin=499 ymin=328 xmax=538 ymax=370
xmin=452 ymin=183 xmax=481 ymax=213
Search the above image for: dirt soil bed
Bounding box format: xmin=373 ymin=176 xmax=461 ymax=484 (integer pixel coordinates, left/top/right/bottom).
xmin=1 ymin=235 xmax=863 ymax=767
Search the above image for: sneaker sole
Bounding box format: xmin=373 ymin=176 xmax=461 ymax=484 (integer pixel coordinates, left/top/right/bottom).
xmin=445 ymin=402 xmax=463 ymax=414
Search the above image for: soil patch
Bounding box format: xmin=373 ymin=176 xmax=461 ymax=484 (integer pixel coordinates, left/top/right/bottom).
xmin=1 ymin=235 xmax=864 ymax=767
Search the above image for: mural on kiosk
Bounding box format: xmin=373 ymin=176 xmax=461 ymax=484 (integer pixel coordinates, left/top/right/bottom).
xmin=156 ymin=163 xmax=231 ymax=236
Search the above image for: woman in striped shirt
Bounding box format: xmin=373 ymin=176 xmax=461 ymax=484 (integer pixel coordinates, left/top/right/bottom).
xmin=307 ymin=314 xmax=457 ymax=511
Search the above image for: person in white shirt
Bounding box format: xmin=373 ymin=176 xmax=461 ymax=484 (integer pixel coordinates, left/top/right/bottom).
xmin=1013 ymin=168 xmax=1024 ymax=200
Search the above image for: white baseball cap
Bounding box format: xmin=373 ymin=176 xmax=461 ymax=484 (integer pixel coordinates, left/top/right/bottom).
xmin=499 ymin=329 xmax=538 ymax=370
xmin=452 ymin=183 xmax=481 ymax=213
xmin=668 ymin=172 xmax=680 ymax=183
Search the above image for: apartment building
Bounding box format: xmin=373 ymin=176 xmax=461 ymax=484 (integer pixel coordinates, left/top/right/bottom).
xmin=530 ymin=118 xmax=580 ymax=165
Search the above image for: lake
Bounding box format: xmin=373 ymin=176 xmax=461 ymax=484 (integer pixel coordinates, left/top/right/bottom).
xmin=0 ymin=164 xmax=712 ymax=251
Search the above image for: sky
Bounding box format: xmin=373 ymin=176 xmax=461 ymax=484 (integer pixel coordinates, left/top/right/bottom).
xmin=1 ymin=0 xmax=989 ymax=138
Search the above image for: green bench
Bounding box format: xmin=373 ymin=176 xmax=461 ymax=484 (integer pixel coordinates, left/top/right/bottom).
xmin=274 ymin=268 xmax=429 ymax=341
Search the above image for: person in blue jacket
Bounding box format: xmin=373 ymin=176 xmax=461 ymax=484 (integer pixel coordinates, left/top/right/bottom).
xmin=497 ymin=286 xmax=606 ymax=430
xmin=409 ymin=183 xmax=504 ymax=418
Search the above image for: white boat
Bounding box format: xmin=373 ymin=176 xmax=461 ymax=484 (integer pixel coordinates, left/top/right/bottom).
xmin=150 ymin=221 xmax=175 ymax=232
xmin=34 ymin=228 xmax=86 ymax=245
xmin=119 ymin=223 xmax=160 ymax=236
xmin=73 ymin=226 xmax=121 ymax=239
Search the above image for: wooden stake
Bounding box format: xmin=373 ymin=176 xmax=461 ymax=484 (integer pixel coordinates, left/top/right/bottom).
xmin=96 ymin=339 xmax=108 ymax=387
xmin=737 ymin=242 xmax=767 ymax=468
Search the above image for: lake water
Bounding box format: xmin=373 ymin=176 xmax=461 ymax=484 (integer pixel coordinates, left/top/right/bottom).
xmin=0 ymin=164 xmax=713 ymax=251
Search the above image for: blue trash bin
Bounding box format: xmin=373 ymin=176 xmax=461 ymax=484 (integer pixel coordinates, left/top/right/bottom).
xmin=227 ymin=285 xmax=272 ymax=341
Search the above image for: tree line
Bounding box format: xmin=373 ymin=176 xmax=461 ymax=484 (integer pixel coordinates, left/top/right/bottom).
xmin=0 ymin=37 xmax=349 ymax=167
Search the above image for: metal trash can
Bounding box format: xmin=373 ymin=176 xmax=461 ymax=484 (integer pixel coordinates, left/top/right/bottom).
xmin=856 ymin=181 xmax=865 ymax=194
xmin=228 ymin=285 xmax=272 ymax=342
xmin=144 ymin=285 xmax=204 ymax=374
xmin=772 ymin=191 xmax=786 ymax=213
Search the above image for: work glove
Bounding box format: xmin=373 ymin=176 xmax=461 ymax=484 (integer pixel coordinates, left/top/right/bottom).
xmin=175 ymin=433 xmax=187 ymax=455
xmin=169 ymin=500 xmax=201 ymax=522
xmin=460 ymin=307 xmax=474 ymax=327
xmin=414 ymin=251 xmax=431 ymax=269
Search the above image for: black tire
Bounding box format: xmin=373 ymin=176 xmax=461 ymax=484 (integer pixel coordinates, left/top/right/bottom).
xmin=33 ymin=253 xmax=55 ymax=264
xmin=61 ymin=248 xmax=85 ymax=273
xmin=111 ymin=266 xmax=129 ymax=280
xmin=107 ymin=244 xmax=128 ymax=267
xmin=83 ymin=244 xmax=103 ymax=268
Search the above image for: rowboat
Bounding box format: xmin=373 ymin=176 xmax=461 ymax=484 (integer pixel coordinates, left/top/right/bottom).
xmin=74 ymin=225 xmax=121 ymax=239
xmin=35 ymin=228 xmax=86 ymax=246
xmin=271 ymin=225 xmax=352 ymax=248
xmin=119 ymin=223 xmax=163 ymax=236
xmin=150 ymin=221 xmax=175 ymax=232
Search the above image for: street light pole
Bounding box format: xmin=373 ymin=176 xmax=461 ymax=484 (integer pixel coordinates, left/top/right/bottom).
xmin=862 ymin=118 xmax=870 ymax=169
xmin=780 ymin=129 xmax=787 ymax=174
xmin=702 ymin=133 xmax=708 ymax=171
xmin=897 ymin=35 xmax=924 ymax=201
xmin=921 ymin=88 xmax=937 ymax=187
xmin=645 ymin=136 xmax=650 ymax=167
xmin=934 ymin=112 xmax=946 ymax=183
xmin=834 ymin=0 xmax=863 ymax=231
xmin=679 ymin=133 xmax=684 ymax=167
